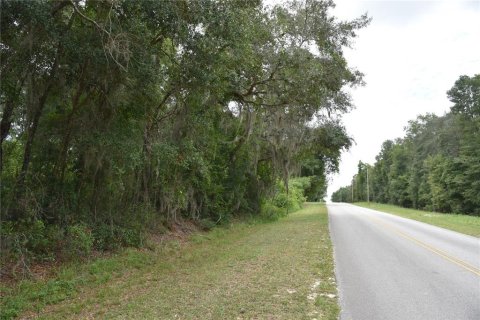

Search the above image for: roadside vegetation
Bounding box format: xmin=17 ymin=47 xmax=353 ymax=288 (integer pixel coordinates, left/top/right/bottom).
xmin=332 ymin=74 xmax=480 ymax=216
xmin=1 ymin=0 xmax=367 ymax=280
xmin=1 ymin=203 xmax=338 ymax=320
xmin=354 ymin=202 xmax=480 ymax=237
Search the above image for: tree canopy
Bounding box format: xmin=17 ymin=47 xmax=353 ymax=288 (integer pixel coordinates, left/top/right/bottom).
xmin=1 ymin=0 xmax=367 ymax=260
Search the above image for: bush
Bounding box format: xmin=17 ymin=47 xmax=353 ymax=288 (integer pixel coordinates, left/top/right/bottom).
xmin=259 ymin=202 xmax=286 ymax=221
xmin=260 ymin=177 xmax=311 ymax=221
xmin=92 ymin=224 xmax=144 ymax=251
xmin=273 ymin=178 xmax=309 ymax=211
xmin=0 ymin=220 xmax=63 ymax=264
xmin=64 ymin=224 xmax=94 ymax=259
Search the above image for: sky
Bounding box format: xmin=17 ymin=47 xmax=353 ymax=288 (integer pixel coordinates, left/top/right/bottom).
xmin=325 ymin=0 xmax=480 ymax=200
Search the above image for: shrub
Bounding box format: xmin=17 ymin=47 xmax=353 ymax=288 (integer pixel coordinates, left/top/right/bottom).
xmin=92 ymin=224 xmax=144 ymax=251
xmin=260 ymin=177 xmax=311 ymax=221
xmin=64 ymin=224 xmax=94 ymax=259
xmin=0 ymin=220 xmax=63 ymax=264
xmin=259 ymin=201 xmax=286 ymax=221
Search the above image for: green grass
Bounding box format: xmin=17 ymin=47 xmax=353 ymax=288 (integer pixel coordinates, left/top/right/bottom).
xmin=354 ymin=202 xmax=480 ymax=237
xmin=1 ymin=203 xmax=338 ymax=319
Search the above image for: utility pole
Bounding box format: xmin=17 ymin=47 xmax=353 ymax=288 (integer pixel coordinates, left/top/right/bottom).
xmin=366 ymin=166 xmax=370 ymax=203
xmin=351 ymin=179 xmax=354 ymax=203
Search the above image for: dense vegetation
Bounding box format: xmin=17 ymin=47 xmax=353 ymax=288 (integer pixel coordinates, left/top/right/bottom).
xmin=1 ymin=0 xmax=367 ymax=271
xmin=332 ymin=74 xmax=480 ymax=216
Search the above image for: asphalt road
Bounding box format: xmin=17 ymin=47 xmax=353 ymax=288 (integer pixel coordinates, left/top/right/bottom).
xmin=328 ymin=203 xmax=480 ymax=320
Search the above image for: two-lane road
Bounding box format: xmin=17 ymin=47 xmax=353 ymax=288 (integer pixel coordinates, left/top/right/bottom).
xmin=328 ymin=203 xmax=480 ymax=320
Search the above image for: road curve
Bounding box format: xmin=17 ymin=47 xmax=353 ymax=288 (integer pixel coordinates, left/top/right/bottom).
xmin=328 ymin=203 xmax=480 ymax=320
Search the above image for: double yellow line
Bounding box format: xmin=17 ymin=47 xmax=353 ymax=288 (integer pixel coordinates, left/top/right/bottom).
xmin=367 ymin=215 xmax=480 ymax=277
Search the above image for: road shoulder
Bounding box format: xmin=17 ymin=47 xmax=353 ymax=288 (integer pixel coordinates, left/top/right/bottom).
xmin=353 ymin=202 xmax=480 ymax=237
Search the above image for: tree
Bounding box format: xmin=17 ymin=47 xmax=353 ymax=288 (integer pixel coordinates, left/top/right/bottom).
xmin=332 ymin=74 xmax=480 ymax=215
xmin=447 ymin=74 xmax=480 ymax=118
xmin=1 ymin=0 xmax=369 ymax=262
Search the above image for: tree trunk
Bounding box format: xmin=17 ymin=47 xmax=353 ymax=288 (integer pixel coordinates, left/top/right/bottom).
xmin=17 ymin=69 xmax=59 ymax=188
xmin=0 ymin=98 xmax=14 ymax=173
xmin=14 ymin=48 xmax=62 ymax=220
xmin=56 ymin=62 xmax=89 ymax=183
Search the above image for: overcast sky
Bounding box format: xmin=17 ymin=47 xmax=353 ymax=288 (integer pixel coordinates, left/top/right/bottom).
xmin=326 ymin=0 xmax=480 ymax=200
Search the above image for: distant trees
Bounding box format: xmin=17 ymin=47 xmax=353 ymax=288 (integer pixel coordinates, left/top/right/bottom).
xmin=330 ymin=185 xmax=350 ymax=203
xmin=332 ymin=74 xmax=480 ymax=216
xmin=1 ymin=0 xmax=366 ymax=262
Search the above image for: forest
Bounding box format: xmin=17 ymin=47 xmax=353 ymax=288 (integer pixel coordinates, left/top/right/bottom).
xmin=332 ymin=74 xmax=480 ymax=216
xmin=0 ymin=0 xmax=368 ymax=268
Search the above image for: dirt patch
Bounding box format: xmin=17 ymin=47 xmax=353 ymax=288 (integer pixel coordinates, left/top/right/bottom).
xmin=148 ymin=219 xmax=202 ymax=246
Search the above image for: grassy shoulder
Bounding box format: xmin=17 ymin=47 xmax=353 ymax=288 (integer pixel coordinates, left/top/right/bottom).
xmin=1 ymin=203 xmax=338 ymax=320
xmin=354 ymin=202 xmax=480 ymax=237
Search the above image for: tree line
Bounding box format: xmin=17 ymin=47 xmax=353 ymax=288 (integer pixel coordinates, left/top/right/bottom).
xmin=1 ymin=0 xmax=367 ymax=265
xmin=332 ymin=74 xmax=480 ymax=216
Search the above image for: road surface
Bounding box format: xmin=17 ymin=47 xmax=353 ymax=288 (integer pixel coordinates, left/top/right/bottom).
xmin=328 ymin=203 xmax=480 ymax=320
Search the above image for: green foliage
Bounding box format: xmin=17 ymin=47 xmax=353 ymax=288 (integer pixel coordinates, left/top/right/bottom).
xmin=92 ymin=224 xmax=144 ymax=251
xmin=260 ymin=177 xmax=311 ymax=221
xmin=64 ymin=224 xmax=94 ymax=259
xmin=1 ymin=0 xmax=365 ymax=265
xmin=0 ymin=220 xmax=63 ymax=266
xmin=304 ymin=175 xmax=327 ymax=202
xmin=332 ymin=74 xmax=480 ymax=216
xmin=447 ymin=74 xmax=480 ymax=117
xmin=260 ymin=202 xmax=287 ymax=221
xmin=331 ymin=186 xmax=351 ymax=203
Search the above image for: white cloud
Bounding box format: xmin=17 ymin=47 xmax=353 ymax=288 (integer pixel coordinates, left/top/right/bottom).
xmin=327 ymin=0 xmax=480 ymax=199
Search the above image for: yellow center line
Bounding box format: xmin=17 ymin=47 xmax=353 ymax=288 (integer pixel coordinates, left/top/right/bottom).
xmin=366 ymin=215 xmax=480 ymax=277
